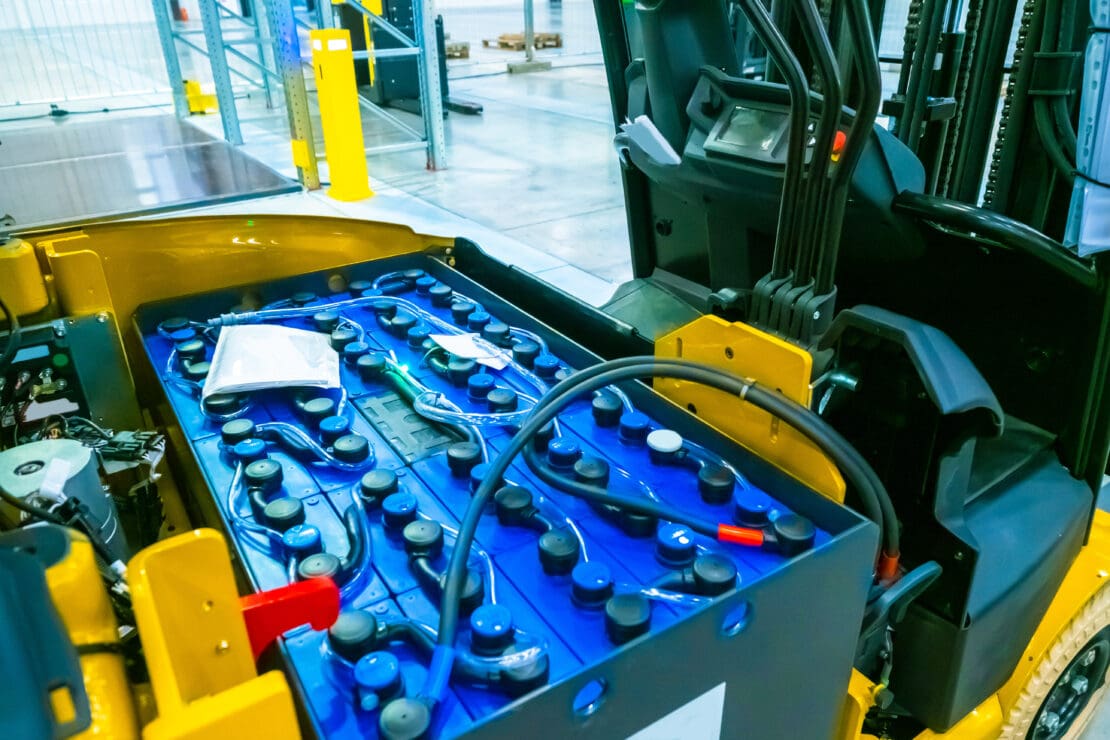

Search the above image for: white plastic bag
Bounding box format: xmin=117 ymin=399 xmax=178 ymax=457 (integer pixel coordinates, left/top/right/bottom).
xmin=202 ymin=324 xmax=341 ymax=398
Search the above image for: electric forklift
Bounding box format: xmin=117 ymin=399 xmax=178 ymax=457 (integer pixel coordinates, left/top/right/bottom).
xmin=1 ymin=0 xmax=1108 ymax=738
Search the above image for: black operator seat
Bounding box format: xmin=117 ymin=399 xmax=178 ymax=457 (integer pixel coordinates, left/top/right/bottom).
xmin=820 ymin=305 xmax=1091 ymax=731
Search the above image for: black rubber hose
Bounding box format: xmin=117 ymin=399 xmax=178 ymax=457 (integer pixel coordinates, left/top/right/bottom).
xmin=521 ymin=359 xmax=892 ymax=554
xmin=424 ymin=347 xmax=451 ymax=376
xmin=524 ymin=357 xmax=891 ymax=551
xmin=0 ymin=487 xmax=118 ymax=566
xmin=384 ymin=619 xmax=438 ymax=656
xmin=0 ymin=486 xmax=65 ymax=526
xmin=521 ymin=445 xmax=720 ymax=538
xmin=337 ymin=506 xmax=366 ymax=585
xmin=1033 ymin=97 xmax=1076 ymax=182
xmin=411 ymin=557 xmax=442 ymax=592
xmin=1053 ymin=97 xmax=1077 ymax=159
xmin=436 ymin=358 xmax=898 ymax=653
xmin=744 ymin=382 xmax=896 ymax=550
xmin=0 ymin=295 xmax=22 ymax=372
xmin=902 ymin=0 xmax=946 ymax=147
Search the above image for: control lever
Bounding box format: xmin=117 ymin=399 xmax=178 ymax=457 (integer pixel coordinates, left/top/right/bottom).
xmin=855 ymin=561 xmax=942 ymax=707
xmin=859 ymin=561 xmax=942 ymax=643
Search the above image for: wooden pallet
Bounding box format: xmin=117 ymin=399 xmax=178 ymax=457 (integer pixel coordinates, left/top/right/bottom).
xmin=445 ymin=40 xmax=470 ymax=59
xmin=482 ymin=32 xmax=563 ymax=51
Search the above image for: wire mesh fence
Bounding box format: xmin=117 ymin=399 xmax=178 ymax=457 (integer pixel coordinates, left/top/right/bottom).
xmin=0 ymin=0 xmax=172 ymax=109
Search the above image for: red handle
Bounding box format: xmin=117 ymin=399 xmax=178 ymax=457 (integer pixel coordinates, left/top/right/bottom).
xmin=240 ymin=578 xmax=341 ymax=660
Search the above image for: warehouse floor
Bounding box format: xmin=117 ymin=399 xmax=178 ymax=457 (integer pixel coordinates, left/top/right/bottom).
xmin=180 ymin=59 xmax=633 ymax=305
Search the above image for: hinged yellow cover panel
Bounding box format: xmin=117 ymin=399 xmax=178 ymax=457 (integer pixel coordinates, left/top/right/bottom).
xmin=128 ymin=529 xmax=257 ymax=710
xmin=654 ymin=315 xmax=847 ymax=502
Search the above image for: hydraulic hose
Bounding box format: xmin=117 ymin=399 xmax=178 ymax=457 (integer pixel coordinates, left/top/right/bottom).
xmin=734 ymin=0 xmax=811 ymax=279
xmin=791 ymin=0 xmax=843 ymax=280
xmin=1034 ymin=97 xmax=1076 ymax=182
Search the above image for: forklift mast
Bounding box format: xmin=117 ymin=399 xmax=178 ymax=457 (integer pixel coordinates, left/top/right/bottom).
xmin=592 ymin=0 xmax=1107 ymax=487
xmin=591 ymin=0 xmax=1110 ymax=733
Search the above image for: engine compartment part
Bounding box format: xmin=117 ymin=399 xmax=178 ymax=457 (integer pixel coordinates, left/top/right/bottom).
xmin=0 ymin=313 xmax=141 ymax=446
xmin=0 ymin=439 xmax=130 ymax=561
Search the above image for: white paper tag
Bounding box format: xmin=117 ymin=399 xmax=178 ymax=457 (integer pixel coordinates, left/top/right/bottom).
xmin=429 ymin=333 xmax=511 ymax=371
xmin=626 ymin=682 xmax=726 ymax=740
xmin=37 ymin=458 xmax=72 ymax=505
xmin=21 ymin=397 xmax=80 ymax=423
xmin=203 ymin=324 xmax=341 ymax=398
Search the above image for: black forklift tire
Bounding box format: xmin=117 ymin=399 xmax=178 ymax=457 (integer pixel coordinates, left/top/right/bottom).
xmin=1000 ymin=584 xmax=1110 ymax=739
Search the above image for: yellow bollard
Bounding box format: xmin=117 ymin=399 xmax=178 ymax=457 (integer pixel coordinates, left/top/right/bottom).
xmin=310 ymin=29 xmax=374 ymax=201
xmin=183 ymin=80 xmax=218 ymax=114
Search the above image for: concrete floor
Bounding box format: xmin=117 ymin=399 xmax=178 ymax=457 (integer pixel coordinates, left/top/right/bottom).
xmin=178 ymin=57 xmax=633 ymax=305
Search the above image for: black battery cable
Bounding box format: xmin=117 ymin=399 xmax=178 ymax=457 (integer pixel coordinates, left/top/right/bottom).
xmin=412 ymin=357 xmax=899 ymax=723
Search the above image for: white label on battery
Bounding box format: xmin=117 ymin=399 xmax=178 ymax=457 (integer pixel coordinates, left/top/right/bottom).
xmin=626 ymin=682 xmax=726 ymax=740
xmin=428 ymin=333 xmax=511 ymax=370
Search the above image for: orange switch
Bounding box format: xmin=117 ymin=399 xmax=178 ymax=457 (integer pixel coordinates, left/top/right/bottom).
xmin=832 ymin=130 xmax=847 ymax=162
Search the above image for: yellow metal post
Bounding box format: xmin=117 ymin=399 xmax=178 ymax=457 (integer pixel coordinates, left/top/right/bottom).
xmin=0 ymin=238 xmax=49 ymax=316
xmin=361 ymin=0 xmax=384 ymax=84
xmin=182 ymin=80 xmax=218 ymax=114
xmin=310 ymin=29 xmax=373 ymax=201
